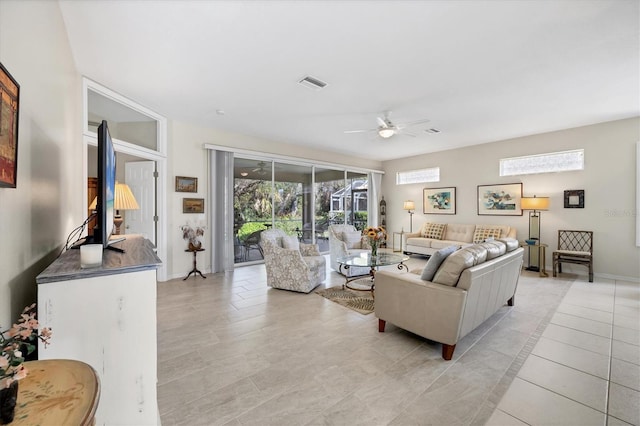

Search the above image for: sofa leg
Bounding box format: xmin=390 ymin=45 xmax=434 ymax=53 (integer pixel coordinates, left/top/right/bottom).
xmin=508 ymin=296 xmax=514 ymax=306
xmin=378 ymin=319 xmax=386 ymax=332
xmin=442 ymin=344 xmax=456 ymax=360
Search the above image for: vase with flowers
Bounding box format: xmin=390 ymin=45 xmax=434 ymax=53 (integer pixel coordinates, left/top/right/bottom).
xmin=1 ymin=304 xmax=52 ymax=423
xmin=181 ymin=223 xmax=206 ymax=251
xmin=362 ymin=226 xmax=387 ymax=258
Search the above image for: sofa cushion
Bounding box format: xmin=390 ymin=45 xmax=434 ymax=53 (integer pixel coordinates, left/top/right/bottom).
xmin=478 ymin=240 xmax=506 ymax=260
xmin=420 ymin=245 xmax=458 ymax=281
xmin=420 ymin=223 xmax=446 ymax=239
xmin=431 ymin=240 xmax=465 ymax=250
xmin=442 ymin=224 xmax=476 ymax=243
xmin=406 ymin=237 xmax=433 ymax=248
xmin=282 ymin=235 xmax=300 ymax=250
xmin=472 ymin=226 xmax=503 ymax=243
xmin=497 ymin=237 xmax=519 ymax=252
xmin=341 ymin=231 xmax=362 ymax=249
xmin=433 ymin=244 xmax=489 ymax=286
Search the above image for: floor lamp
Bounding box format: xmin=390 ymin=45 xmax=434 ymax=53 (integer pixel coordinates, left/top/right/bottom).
xmin=403 ymin=200 xmax=415 ymax=233
xmin=521 ymin=195 xmax=550 ymax=271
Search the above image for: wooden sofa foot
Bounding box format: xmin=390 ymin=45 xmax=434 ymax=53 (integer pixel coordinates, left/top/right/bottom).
xmin=378 ymin=319 xmax=386 ymax=332
xmin=508 ymin=296 xmax=514 ymax=306
xmin=442 ymin=344 xmax=456 ymax=360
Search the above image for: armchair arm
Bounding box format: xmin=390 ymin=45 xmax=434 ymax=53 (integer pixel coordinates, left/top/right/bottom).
xmin=374 ymin=270 xmax=467 ymax=345
xmin=300 ymin=243 xmax=320 ymax=256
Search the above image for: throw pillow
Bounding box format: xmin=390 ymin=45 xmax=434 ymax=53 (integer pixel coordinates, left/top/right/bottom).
xmin=281 ymin=235 xmax=300 ymax=250
xmin=420 ymin=245 xmax=459 ymax=281
xmin=341 ymin=231 xmax=362 ymax=249
xmin=472 ymin=226 xmax=502 ymax=244
xmin=421 ymin=223 xmax=446 ymax=240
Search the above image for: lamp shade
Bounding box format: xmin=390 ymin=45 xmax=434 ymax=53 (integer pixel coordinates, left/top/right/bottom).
xmin=403 ymin=200 xmax=415 ymax=211
xmin=521 ymin=196 xmax=549 ymax=211
xmin=88 ymin=182 xmax=140 ymax=211
xmin=114 ymin=182 xmax=140 ymax=210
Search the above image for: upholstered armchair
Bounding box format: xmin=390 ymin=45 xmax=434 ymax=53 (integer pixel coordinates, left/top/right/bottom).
xmin=328 ymin=224 xmax=371 ymax=277
xmin=260 ymin=228 xmax=326 ymax=293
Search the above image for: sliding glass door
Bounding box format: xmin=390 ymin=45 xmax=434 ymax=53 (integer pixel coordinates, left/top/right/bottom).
xmin=233 ymin=158 xmax=372 ymax=265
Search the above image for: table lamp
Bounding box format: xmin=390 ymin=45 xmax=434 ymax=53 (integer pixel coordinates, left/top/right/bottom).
xmin=89 ymin=182 xmax=140 ymax=235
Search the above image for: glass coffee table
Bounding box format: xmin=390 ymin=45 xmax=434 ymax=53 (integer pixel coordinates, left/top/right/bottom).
xmin=336 ymin=252 xmax=409 ymax=294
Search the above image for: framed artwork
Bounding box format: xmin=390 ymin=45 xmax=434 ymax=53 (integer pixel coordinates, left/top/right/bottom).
xmin=423 ymin=187 xmax=456 ymax=214
xmin=0 ymin=62 xmax=20 ymax=188
xmin=176 ymin=176 xmax=198 ymax=192
xmin=564 ymin=189 xmax=584 ymax=208
xmin=477 ymin=183 xmax=523 ymax=216
xmin=183 ymin=198 xmax=204 ymax=213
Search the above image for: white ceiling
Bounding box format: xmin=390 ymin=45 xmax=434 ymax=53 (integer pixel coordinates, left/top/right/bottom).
xmin=59 ymin=0 xmax=639 ymax=161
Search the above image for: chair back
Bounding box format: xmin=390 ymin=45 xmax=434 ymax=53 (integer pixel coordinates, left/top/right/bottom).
xmin=558 ymin=230 xmax=593 ymax=253
xmin=260 ymin=228 xmax=287 ymax=247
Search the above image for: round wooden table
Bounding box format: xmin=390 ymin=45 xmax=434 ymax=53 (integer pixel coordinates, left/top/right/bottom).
xmin=12 ymin=359 xmax=100 ymax=426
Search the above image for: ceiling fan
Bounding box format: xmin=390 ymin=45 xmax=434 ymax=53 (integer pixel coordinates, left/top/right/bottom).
xmin=251 ymin=161 xmax=269 ymax=175
xmin=344 ymin=111 xmax=430 ymax=139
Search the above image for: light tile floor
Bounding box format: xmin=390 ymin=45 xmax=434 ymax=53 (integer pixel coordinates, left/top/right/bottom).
xmin=487 ymin=278 xmax=640 ymax=426
xmin=157 ymin=255 xmax=639 ymax=425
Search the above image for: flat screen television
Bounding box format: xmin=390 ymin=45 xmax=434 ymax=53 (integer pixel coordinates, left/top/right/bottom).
xmin=95 ymin=120 xmax=116 ymax=247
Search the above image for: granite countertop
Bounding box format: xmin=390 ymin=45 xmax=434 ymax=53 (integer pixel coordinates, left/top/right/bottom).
xmin=36 ymin=235 xmax=162 ymax=284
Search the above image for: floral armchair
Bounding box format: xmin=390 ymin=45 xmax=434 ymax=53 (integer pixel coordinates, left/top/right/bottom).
xmin=260 ymin=228 xmax=326 ymax=293
xmin=328 ymin=224 xmax=371 ymax=277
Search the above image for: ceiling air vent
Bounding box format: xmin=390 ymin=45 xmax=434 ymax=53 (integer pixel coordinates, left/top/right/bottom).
xmin=298 ymin=75 xmax=328 ymax=90
xmin=425 ymin=128 xmax=441 ymax=134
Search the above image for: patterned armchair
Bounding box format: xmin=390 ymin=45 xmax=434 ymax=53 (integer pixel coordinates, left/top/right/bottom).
xmin=260 ymin=228 xmax=326 ymax=293
xmin=328 ymin=224 xmax=371 ymax=277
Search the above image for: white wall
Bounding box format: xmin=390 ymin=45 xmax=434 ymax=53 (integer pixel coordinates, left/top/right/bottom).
xmin=0 ymin=0 xmax=83 ymax=326
xmin=382 ymin=117 xmax=640 ymax=281
xmin=168 ymin=119 xmax=382 ymax=279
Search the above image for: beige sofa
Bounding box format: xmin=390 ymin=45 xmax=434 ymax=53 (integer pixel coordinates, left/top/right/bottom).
xmin=375 ymin=239 xmax=524 ymax=360
xmin=403 ymin=223 xmax=517 ymax=256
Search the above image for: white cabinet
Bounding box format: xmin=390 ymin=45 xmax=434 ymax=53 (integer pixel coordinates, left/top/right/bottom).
xmin=36 ymin=236 xmax=160 ymax=425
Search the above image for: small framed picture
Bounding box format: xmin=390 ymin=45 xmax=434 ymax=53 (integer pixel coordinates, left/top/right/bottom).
xmin=564 ymin=190 xmax=584 ymax=208
xmin=0 ymin=62 xmax=20 ymax=188
xmin=183 ymin=198 xmax=204 ymax=213
xmin=423 ymin=187 xmax=456 ymax=214
xmin=477 ymin=183 xmax=523 ymax=216
xmin=176 ymin=176 xmax=197 ymax=193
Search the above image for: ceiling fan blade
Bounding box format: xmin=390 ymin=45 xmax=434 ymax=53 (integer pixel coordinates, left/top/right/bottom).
xmin=344 ymin=129 xmax=375 ymax=134
xmin=376 ymin=116 xmax=388 ymax=128
xmin=401 ymin=131 xmax=417 ymax=137
xmin=397 ymin=118 xmax=431 ymax=128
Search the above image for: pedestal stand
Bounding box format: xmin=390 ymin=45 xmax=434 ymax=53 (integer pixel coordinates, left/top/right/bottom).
xmin=184 ymin=248 xmax=205 ymax=280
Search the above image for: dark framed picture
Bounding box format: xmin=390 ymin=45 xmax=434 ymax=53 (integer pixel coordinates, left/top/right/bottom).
xmin=176 ymin=176 xmax=197 ymax=192
xmin=183 ymin=198 xmax=204 ymax=213
xmin=477 ymin=183 xmax=523 ymax=216
xmin=0 ymin=62 xmax=20 ymax=188
xmin=564 ymin=189 xmax=584 ymax=208
xmin=423 ymin=187 xmax=456 ymax=214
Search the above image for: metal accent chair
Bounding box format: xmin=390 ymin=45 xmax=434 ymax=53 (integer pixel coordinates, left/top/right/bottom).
xmin=552 ymin=230 xmax=593 ymax=282
xmin=260 ymin=228 xmax=326 ymax=293
xmin=241 ymin=230 xmax=264 ymax=261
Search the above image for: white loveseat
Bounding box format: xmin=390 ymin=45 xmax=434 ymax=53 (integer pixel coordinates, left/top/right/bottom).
xmin=403 ymin=223 xmax=517 ymax=257
xmin=375 ymin=238 xmax=524 ymax=360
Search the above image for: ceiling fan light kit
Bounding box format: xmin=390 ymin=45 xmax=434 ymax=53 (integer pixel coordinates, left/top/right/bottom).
xmin=378 ymin=128 xmax=395 ymax=138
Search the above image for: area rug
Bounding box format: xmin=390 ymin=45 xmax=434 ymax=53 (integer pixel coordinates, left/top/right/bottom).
xmin=315 ymin=285 xmax=374 ymax=315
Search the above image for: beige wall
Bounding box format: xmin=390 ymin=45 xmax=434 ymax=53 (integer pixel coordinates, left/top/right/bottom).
xmin=382 ymin=117 xmax=640 ymax=280
xmin=0 ymin=1 xmax=83 ymax=326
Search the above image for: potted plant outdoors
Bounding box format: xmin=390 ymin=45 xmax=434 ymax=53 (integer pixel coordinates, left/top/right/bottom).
xmin=181 ymin=223 xmax=206 ymax=251
xmin=1 ymin=303 xmax=52 ymax=423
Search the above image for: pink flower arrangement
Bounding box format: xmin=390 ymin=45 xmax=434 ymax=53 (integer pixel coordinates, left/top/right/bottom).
xmin=1 ymin=304 xmax=52 ymax=388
